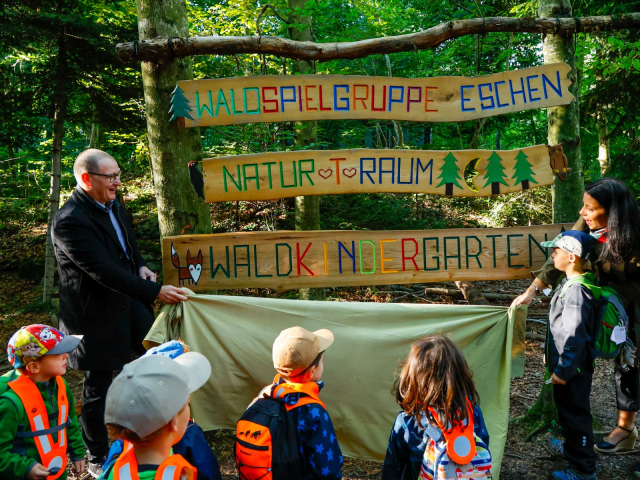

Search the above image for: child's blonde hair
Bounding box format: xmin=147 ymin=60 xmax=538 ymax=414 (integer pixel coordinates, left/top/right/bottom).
xmin=395 ymin=336 xmax=479 ymax=429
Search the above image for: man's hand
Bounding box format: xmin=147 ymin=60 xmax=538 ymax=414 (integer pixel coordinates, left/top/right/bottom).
xmin=73 ymin=459 xmax=86 ymax=476
xmin=139 ymin=266 xmax=157 ymax=282
xmin=550 ymin=373 xmax=566 ymax=385
xmin=27 ymin=463 xmax=50 ymax=480
xmin=157 ymin=285 xmax=189 ymax=304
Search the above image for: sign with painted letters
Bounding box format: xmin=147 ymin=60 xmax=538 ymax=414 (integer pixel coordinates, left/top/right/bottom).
xmin=164 ymin=224 xmax=570 ymax=291
xmin=202 ymin=144 xmax=553 ymax=202
xmin=169 ymin=63 xmax=573 ymax=127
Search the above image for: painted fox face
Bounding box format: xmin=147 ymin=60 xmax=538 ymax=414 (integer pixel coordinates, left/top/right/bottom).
xmin=187 ymin=249 xmax=203 ymax=284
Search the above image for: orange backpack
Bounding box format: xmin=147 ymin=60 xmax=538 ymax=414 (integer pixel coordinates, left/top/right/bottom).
xmin=235 ymin=378 xmax=324 ymax=480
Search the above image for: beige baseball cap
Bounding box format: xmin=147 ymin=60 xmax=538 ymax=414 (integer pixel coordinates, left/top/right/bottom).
xmin=272 ymin=326 xmax=334 ymax=377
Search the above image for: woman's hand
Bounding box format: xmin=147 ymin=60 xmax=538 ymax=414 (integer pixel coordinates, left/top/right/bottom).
xmin=512 ymin=287 xmax=537 ymax=307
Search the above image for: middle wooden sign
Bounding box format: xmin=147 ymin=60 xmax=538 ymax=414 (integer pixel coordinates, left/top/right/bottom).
xmin=201 ymin=144 xmax=553 ymax=202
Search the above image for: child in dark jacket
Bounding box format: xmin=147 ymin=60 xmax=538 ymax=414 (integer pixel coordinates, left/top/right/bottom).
xmin=382 ymin=335 xmax=490 ymax=480
xmin=0 ymin=325 xmax=85 ymax=480
xmin=542 ymin=230 xmax=598 ymax=480
xmin=237 ymin=326 xmax=343 ymax=480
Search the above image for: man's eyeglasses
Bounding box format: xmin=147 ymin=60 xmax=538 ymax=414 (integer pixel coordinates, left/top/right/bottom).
xmin=88 ymin=171 xmax=122 ymax=183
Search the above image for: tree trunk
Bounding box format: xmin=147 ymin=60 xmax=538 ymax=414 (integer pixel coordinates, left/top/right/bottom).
xmin=454 ymin=281 xmax=490 ymax=305
xmin=89 ymin=122 xmax=101 ymax=149
xmin=136 ymin=0 xmax=211 ymax=242
xmin=289 ymin=0 xmax=324 ymax=301
xmin=540 ymin=0 xmax=584 ymax=223
xmin=385 ymin=54 xmax=403 ymax=147
xmin=597 ymin=112 xmax=610 ymax=177
xmin=42 ymin=15 xmax=68 ymax=310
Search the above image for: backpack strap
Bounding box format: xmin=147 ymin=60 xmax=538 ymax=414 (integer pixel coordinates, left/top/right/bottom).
xmin=560 ymin=274 xmax=599 ymax=299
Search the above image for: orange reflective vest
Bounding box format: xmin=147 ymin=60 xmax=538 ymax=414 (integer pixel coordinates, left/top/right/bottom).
xmin=113 ymin=446 xmax=197 ymax=480
xmin=8 ymin=375 xmax=69 ymax=480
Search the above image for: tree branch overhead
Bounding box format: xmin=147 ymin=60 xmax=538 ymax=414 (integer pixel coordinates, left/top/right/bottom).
xmin=116 ymin=14 xmax=640 ymax=64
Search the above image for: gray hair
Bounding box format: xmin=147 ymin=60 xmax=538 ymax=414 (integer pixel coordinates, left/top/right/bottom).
xmin=73 ymin=149 xmax=113 ymax=185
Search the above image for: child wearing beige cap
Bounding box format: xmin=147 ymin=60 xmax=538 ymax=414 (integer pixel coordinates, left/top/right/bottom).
xmin=236 ymin=326 xmax=343 ymax=479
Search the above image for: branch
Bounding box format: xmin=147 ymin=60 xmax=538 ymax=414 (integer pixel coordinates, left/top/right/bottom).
xmin=116 ymin=14 xmax=640 ymax=64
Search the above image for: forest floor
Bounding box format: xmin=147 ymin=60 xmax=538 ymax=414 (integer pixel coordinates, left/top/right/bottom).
xmin=1 ymin=228 xmax=638 ymax=479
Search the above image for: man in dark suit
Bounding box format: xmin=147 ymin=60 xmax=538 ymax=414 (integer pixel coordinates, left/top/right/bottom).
xmin=52 ymin=149 xmax=188 ymax=477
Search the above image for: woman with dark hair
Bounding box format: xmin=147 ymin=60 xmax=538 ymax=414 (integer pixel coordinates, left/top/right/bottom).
xmin=513 ymin=178 xmax=640 ymax=471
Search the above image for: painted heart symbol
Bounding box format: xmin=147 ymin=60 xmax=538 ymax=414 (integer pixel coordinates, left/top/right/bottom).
xmin=189 ymin=264 xmax=202 ymax=284
xmin=342 ymin=168 xmax=357 ymax=178
xmin=318 ymin=168 xmax=333 ymax=179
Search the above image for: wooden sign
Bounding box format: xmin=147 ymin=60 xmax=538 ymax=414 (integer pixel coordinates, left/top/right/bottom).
xmin=201 ymin=144 xmax=553 ymax=202
xmin=164 ymin=224 xmax=570 ymax=291
xmin=169 ymin=63 xmax=573 ymax=127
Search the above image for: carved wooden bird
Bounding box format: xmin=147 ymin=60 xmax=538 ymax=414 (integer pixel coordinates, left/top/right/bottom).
xmin=548 ymin=144 xmax=572 ymax=181
xmin=188 ymin=160 xmax=205 ymax=200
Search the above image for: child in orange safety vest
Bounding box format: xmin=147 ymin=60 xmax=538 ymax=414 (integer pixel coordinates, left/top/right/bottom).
xmin=0 ymin=324 xmax=85 ymax=480
xmin=101 ymin=349 xmax=211 ymax=480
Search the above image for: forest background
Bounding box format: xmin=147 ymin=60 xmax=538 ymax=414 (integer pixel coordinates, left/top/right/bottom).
xmin=3 ymin=0 xmax=640 ymax=478
xmin=2 ymin=0 xmax=640 ymax=283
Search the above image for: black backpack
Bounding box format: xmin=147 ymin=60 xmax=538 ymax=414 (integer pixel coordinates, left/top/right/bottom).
xmin=235 ymin=395 xmax=306 ymax=480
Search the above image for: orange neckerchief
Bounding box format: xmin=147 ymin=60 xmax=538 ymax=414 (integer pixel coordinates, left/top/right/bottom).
xmin=271 ymin=375 xmax=326 ymax=410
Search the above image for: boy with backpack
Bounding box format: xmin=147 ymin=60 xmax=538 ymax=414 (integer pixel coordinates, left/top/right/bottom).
xmin=101 ymin=349 xmax=211 ymax=480
xmin=0 ymin=325 xmax=85 ymax=480
xmin=542 ymin=231 xmax=599 ymax=480
xmin=235 ymin=326 xmax=343 ymax=479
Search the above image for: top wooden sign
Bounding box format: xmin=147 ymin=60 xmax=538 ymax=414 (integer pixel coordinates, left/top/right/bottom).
xmin=170 ymin=63 xmax=573 ymax=127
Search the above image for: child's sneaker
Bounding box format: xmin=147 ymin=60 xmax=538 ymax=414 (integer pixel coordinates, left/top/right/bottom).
xmin=87 ymin=457 xmax=106 ymax=479
xmin=550 ymin=468 xmax=597 ymax=480
xmin=546 ymin=437 xmax=565 ymax=458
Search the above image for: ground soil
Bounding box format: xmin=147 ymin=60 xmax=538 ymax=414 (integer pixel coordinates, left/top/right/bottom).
xmin=1 ymin=262 xmax=637 ymax=479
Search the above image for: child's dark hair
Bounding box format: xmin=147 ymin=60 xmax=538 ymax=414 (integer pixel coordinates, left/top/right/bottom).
xmin=583 ymin=178 xmax=640 ymax=264
xmin=395 ymin=336 xmax=479 ymax=429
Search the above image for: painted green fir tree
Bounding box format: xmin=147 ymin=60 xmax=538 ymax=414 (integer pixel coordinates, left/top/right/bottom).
xmin=482 ymin=152 xmax=509 ymax=195
xmin=436 ymin=152 xmax=463 ymax=195
xmin=168 ymin=85 xmax=194 ymax=122
xmin=511 ymin=150 xmax=538 ymax=190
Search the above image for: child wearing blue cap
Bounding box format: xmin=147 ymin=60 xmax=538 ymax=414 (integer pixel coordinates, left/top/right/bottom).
xmin=541 ymin=231 xmax=598 ymax=480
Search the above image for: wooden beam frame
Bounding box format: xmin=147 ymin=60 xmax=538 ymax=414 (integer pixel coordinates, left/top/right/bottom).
xmin=116 ymin=14 xmax=640 ymax=64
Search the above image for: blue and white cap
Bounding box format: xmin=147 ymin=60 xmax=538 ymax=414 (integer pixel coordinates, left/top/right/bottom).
xmin=541 ymin=230 xmax=595 ymax=259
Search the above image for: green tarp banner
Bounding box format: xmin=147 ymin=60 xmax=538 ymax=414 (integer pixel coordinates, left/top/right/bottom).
xmin=145 ymin=294 xmax=526 ymax=478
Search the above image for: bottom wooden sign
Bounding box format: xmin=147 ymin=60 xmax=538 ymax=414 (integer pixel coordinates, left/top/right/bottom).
xmin=164 ymin=224 xmax=570 ymax=291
